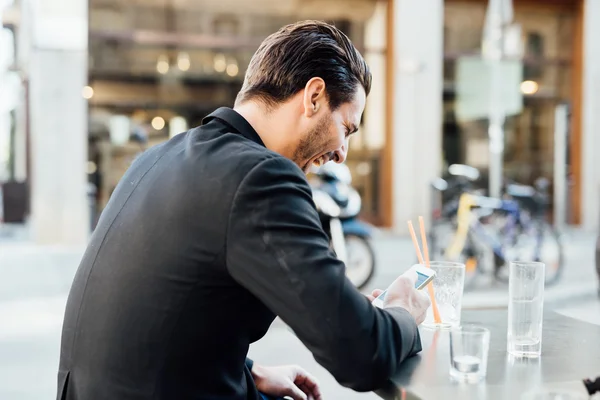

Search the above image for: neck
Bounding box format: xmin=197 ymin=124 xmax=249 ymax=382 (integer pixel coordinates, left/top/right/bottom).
xmin=233 ymin=101 xmax=297 ymax=158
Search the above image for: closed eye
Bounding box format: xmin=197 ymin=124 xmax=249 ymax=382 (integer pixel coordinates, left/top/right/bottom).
xmin=345 ymin=123 xmax=359 ymax=137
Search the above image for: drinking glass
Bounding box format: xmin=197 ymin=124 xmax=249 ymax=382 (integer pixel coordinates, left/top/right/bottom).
xmin=449 ymin=325 xmax=490 ymax=383
xmin=422 ymin=261 xmax=465 ymax=329
xmin=507 ymin=261 xmax=545 ymax=357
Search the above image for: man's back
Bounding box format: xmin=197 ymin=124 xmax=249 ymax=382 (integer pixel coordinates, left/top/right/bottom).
xmin=58 ymin=108 xmax=423 ymax=400
xmin=58 ymin=110 xmax=279 ymax=399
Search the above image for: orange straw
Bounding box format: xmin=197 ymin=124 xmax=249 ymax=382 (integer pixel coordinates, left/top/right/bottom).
xmin=407 ymin=221 xmax=425 ymax=264
xmin=418 ymin=217 xmax=442 ymax=324
xmin=407 ymin=219 xmax=442 ymax=324
xmin=418 ymin=216 xmax=431 ymax=268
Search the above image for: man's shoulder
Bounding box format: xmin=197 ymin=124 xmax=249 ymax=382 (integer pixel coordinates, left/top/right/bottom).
xmin=210 ymin=134 xmax=304 ymax=182
xmin=236 ymin=152 xmax=309 ymax=193
xmin=243 ymin=152 xmax=304 ymax=177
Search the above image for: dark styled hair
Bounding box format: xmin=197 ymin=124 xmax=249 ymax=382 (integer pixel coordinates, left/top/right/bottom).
xmin=235 ymin=20 xmax=371 ymax=110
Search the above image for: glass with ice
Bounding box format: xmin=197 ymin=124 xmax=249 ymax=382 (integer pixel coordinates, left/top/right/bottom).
xmin=422 ymin=261 xmax=465 ymax=329
xmin=449 ymin=325 xmax=490 ymax=382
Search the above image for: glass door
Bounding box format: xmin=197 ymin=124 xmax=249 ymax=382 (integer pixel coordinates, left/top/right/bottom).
xmin=443 ymin=1 xmax=577 ymax=215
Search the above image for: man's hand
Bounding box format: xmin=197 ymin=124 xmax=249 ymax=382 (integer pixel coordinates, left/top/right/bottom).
xmin=365 ymin=289 xmax=384 ymax=302
xmin=252 ymin=364 xmax=322 ymax=400
xmin=380 ymin=269 xmax=431 ymax=325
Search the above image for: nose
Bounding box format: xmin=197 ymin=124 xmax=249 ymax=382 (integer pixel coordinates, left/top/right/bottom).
xmin=332 ymin=143 xmax=348 ymax=164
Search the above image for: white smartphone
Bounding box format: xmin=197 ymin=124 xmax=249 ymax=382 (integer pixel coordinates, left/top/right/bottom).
xmin=372 ymin=265 xmax=436 ymax=309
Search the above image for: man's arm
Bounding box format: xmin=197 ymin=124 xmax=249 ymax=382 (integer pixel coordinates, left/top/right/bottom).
xmin=226 ymin=157 xmax=421 ymax=391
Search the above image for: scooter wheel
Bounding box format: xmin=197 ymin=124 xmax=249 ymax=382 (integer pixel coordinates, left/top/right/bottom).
xmin=344 ymin=234 xmax=376 ymax=289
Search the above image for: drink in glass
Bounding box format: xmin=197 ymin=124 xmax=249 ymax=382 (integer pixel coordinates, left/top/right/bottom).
xmin=422 ymin=261 xmax=465 ymax=329
xmin=449 ymin=325 xmax=490 ymax=382
xmin=507 ymin=261 xmax=545 ymax=357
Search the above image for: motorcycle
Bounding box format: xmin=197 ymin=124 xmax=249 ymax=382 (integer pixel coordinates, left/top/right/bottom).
xmin=309 ymin=163 xmax=376 ymax=289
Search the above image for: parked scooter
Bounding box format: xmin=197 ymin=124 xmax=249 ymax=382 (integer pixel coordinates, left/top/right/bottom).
xmin=309 ymin=163 xmax=376 ymax=289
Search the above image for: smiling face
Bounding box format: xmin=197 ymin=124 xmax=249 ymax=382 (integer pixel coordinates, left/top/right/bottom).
xmin=233 ymin=21 xmax=371 ymax=172
xmin=292 ymin=86 xmax=366 ymax=173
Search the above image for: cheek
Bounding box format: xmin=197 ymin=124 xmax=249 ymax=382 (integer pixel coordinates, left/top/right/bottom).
xmin=326 ymin=125 xmax=345 ymax=150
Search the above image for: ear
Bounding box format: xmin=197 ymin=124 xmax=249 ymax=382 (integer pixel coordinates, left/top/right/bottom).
xmin=302 ymin=77 xmax=326 ymax=118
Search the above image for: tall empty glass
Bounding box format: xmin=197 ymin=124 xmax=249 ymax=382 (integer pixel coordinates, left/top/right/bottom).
xmin=422 ymin=261 xmax=465 ymax=329
xmin=507 ymin=261 xmax=545 ymax=357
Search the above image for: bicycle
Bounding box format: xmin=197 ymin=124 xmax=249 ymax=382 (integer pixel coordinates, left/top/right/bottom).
xmin=429 ymin=185 xmax=564 ymax=290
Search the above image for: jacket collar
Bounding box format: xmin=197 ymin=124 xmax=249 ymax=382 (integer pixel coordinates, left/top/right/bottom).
xmin=202 ymin=107 xmax=265 ymax=147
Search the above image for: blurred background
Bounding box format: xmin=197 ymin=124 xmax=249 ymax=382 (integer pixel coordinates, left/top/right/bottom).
xmin=1 ymin=0 xmax=599 ymax=399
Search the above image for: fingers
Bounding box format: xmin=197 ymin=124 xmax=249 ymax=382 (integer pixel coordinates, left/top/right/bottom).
xmin=299 ymin=384 xmax=321 ymax=400
xmin=415 ymin=291 xmax=431 ymax=325
xmin=284 ymin=384 xmax=307 ymax=400
xmin=293 ymin=367 xmax=322 ymax=400
xmin=366 ymin=289 xmax=384 ymax=302
xmin=420 ymin=290 xmax=432 ymax=306
xmin=388 ymin=273 xmax=414 ymax=294
xmin=401 ymin=268 xmax=418 ymax=286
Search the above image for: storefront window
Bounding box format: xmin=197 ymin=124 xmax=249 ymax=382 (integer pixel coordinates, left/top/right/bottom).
xmin=87 ymin=3 xmax=363 ymax=217
xmin=443 ymin=1 xmax=576 ymax=194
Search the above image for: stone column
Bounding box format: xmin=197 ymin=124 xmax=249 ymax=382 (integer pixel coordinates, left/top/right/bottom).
xmin=27 ymin=0 xmax=89 ymax=245
xmin=581 ymin=0 xmax=600 ymax=231
xmin=363 ymin=1 xmax=387 ymax=151
xmin=391 ymin=0 xmax=444 ymax=232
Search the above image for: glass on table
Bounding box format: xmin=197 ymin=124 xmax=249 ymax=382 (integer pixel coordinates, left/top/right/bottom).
xmin=422 ymin=261 xmax=465 ymax=329
xmin=507 ymin=261 xmax=545 ymax=357
xmin=449 ymin=325 xmax=490 ymax=383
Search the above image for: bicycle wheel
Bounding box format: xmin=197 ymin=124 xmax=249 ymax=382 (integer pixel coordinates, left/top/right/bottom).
xmin=494 ymin=220 xmax=564 ymax=285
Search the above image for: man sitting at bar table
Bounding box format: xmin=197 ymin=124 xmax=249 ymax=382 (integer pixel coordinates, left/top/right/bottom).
xmin=56 ymin=21 xmax=431 ymax=400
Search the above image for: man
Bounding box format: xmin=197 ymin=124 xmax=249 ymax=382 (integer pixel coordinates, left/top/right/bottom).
xmin=57 ymin=21 xmax=430 ymax=400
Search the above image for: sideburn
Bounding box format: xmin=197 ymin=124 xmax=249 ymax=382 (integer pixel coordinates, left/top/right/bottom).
xmin=293 ymin=113 xmax=332 ymax=166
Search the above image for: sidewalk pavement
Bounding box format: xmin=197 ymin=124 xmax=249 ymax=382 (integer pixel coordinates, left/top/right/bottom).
xmin=0 ymin=226 xmax=598 ymax=399
xmin=2 ymin=226 xmax=596 ymax=306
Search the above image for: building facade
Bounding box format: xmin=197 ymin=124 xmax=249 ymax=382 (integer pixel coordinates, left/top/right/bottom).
xmin=371 ymin=0 xmax=600 ymax=233
xmin=1 ymin=0 xmax=599 ymax=245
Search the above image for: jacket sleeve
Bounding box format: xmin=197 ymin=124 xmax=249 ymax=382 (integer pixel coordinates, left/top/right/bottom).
xmin=226 ymin=157 xmax=422 ymax=392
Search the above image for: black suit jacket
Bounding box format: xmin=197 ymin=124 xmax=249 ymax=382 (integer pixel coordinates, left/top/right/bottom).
xmin=57 ymin=108 xmax=422 ymax=400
